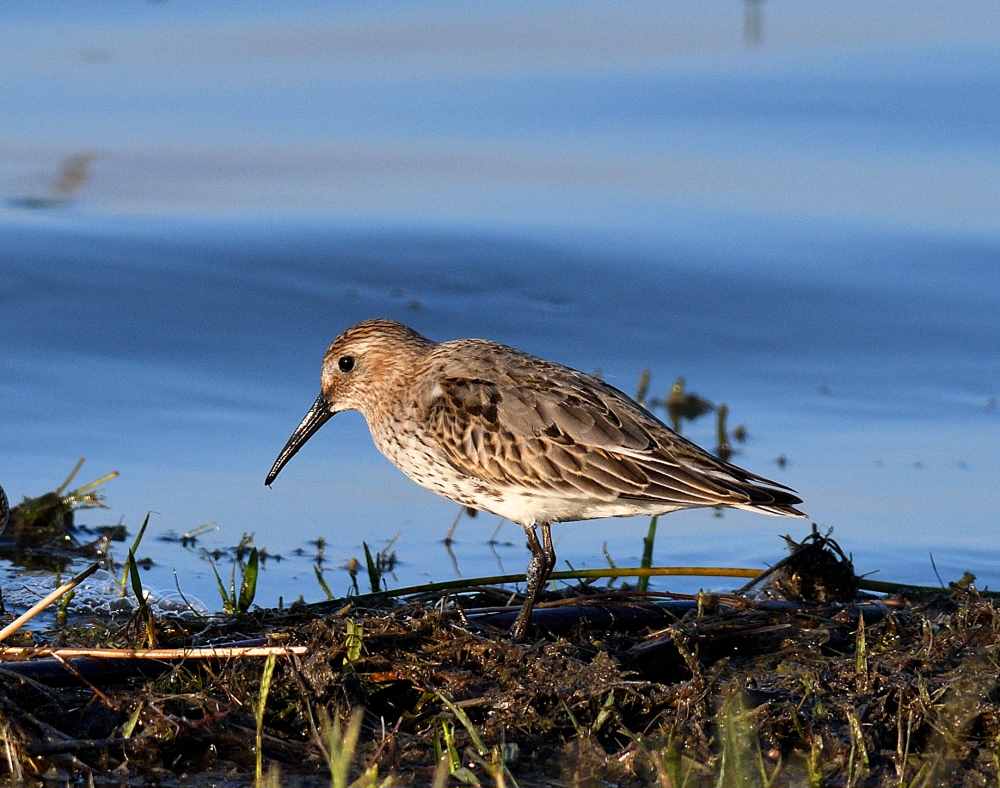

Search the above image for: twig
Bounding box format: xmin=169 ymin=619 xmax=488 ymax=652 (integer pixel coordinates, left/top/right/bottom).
xmin=0 ymin=645 xmax=307 ymax=661
xmin=0 ymin=697 xmax=73 ymax=742
xmin=26 ymin=737 xmax=130 ymax=756
xmin=66 ymin=471 xmax=119 ymax=500
xmin=288 ymin=654 xmax=325 ymax=760
xmin=858 ymin=576 xmax=998 ymax=597
xmin=49 ymin=651 xmax=118 ymax=709
xmin=55 ymin=457 xmax=86 ymax=496
xmin=0 ymin=666 xmax=64 ymax=701
xmin=0 ymin=562 xmax=100 ymax=643
xmin=172 ymin=570 xmax=207 ymax=618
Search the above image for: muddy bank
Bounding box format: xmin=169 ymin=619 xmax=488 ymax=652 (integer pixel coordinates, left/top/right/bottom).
xmin=1 ymin=512 xmax=998 ymax=787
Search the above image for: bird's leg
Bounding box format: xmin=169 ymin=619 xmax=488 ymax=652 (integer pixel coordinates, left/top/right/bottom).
xmin=510 ymin=524 xmax=549 ymax=641
xmin=540 ymin=522 xmax=555 ymax=573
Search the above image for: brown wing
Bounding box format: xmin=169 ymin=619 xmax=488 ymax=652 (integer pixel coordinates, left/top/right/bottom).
xmin=421 ymin=345 xmax=804 ymax=514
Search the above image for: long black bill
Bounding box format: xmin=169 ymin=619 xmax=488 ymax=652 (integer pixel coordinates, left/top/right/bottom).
xmin=265 ymin=394 xmax=335 ymax=486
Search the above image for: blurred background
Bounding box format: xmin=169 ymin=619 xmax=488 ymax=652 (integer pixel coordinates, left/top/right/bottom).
xmin=2 ymin=1 xmax=998 ymax=610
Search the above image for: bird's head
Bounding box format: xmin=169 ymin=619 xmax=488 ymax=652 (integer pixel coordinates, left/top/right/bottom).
xmin=264 ymin=319 xmax=430 ymax=486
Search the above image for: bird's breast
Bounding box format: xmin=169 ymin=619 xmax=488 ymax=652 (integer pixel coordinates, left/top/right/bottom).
xmin=369 ymin=414 xmax=499 ymax=509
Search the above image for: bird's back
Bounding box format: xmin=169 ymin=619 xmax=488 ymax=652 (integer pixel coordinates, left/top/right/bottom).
xmin=374 ymin=337 xmax=805 ymax=526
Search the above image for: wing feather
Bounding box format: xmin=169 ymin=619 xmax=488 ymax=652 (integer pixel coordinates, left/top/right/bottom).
xmin=421 ymin=344 xmax=804 ymax=516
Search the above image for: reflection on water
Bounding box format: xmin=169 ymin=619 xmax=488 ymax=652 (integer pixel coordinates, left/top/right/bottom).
xmin=7 ymin=151 xmax=96 ymax=211
xmin=1 ymin=2 xmax=999 ymax=614
xmin=743 ymin=0 xmax=765 ymax=47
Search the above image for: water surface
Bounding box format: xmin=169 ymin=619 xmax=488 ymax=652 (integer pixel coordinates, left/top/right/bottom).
xmin=2 ymin=1 xmax=998 ymax=613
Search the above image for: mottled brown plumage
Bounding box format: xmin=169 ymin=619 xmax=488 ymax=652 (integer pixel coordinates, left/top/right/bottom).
xmin=266 ymin=319 xmax=805 ymax=639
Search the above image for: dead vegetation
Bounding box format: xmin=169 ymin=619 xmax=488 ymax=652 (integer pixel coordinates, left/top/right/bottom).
xmin=1 ymin=477 xmax=998 ymax=788
xmin=1 ymin=447 xmax=998 ymax=787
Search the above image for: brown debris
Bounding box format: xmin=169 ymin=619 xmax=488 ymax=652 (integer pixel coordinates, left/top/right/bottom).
xmin=0 ymin=533 xmax=998 ymax=786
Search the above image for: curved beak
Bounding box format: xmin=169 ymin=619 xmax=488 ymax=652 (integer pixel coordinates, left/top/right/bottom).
xmin=265 ymin=394 xmax=336 ymax=486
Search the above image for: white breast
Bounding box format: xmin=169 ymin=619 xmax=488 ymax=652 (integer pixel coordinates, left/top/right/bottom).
xmin=369 ymin=419 xmax=494 ymax=509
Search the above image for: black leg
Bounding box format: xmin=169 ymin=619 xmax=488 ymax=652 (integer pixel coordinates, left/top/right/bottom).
xmin=540 ymin=522 xmax=555 ymax=571
xmin=510 ymin=523 xmax=554 ymax=641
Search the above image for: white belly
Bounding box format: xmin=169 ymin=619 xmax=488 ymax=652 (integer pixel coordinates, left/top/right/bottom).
xmin=487 ymin=490 xmax=686 ymax=526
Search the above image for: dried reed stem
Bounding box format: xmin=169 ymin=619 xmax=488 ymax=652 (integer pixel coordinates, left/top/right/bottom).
xmin=0 ymin=562 xmax=100 ymax=643
xmin=0 ymin=645 xmax=307 ymax=661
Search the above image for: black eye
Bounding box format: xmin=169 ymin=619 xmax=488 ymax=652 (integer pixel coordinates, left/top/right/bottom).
xmin=338 ymin=355 xmax=355 ymax=373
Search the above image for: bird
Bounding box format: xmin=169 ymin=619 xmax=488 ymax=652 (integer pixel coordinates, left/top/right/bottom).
xmin=265 ymin=319 xmax=805 ymax=640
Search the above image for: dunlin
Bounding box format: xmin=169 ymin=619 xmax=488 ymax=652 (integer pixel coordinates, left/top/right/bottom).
xmin=265 ymin=319 xmax=805 ymax=640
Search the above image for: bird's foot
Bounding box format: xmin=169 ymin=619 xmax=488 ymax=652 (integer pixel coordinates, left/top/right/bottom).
xmin=509 ymin=605 xmax=531 ymax=642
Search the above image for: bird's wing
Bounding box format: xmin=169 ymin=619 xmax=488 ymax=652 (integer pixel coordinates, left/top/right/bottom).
xmin=421 ymin=353 xmax=803 ymax=513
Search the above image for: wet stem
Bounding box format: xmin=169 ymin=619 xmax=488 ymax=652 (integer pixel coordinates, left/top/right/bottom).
xmin=845 ymin=707 xmax=869 ymax=788
xmin=319 ymin=708 xmax=364 ymax=788
xmin=993 ymin=733 xmax=1000 ymax=788
xmin=637 ymin=516 xmax=658 ymax=594
xmin=128 ymin=548 xmax=156 ymax=647
xmin=855 ymin=613 xmax=868 ymax=692
xmin=255 ymin=653 xmax=277 ymax=788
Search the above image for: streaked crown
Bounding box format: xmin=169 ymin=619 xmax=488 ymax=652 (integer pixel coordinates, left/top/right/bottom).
xmin=320 ymin=319 xmax=432 ymax=416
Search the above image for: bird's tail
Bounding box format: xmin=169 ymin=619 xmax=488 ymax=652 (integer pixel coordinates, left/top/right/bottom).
xmin=703 ymin=454 xmax=806 ymax=519
xmin=734 ymin=481 xmax=807 ymax=518
xmin=740 ymin=500 xmax=808 ymax=518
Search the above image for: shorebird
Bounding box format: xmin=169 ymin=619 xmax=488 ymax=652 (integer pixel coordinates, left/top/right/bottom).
xmin=265 ymin=319 xmax=805 ymax=640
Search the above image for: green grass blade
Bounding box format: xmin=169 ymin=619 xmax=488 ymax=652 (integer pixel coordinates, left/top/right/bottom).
xmin=122 ymin=702 xmax=143 ymax=739
xmin=255 ymin=652 xmax=277 ymax=788
xmin=128 ymin=548 xmax=156 ymax=646
xmin=314 ymin=565 xmax=335 ymax=600
xmin=130 ymin=511 xmax=151 ymax=554
xmin=637 ymin=516 xmax=658 ymax=593
xmin=120 ymin=512 xmax=151 ymax=597
xmin=437 ymin=691 xmax=487 ymax=757
xmin=715 ymin=691 xmax=761 ymax=788
xmin=56 ymin=585 xmax=75 ymax=627
xmin=229 ymin=555 xmax=238 ymax=610
xmin=238 ymin=547 xmax=260 ymax=614
xmin=209 ymin=559 xmax=234 ymax=614
xmin=362 ymin=541 xmax=381 ymax=594
xmin=441 ymin=720 xmax=460 ymax=773
xmin=128 ymin=549 xmax=146 ymax=613
xmin=345 ymin=618 xmax=364 ymax=663
xmin=321 ymin=708 xmax=364 ymax=788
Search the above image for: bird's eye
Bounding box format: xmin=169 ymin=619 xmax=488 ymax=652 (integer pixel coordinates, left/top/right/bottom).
xmin=338 ymin=355 xmax=355 ymax=373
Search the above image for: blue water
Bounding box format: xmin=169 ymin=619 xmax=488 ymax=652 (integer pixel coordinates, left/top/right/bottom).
xmin=2 ymin=2 xmax=999 ymax=613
